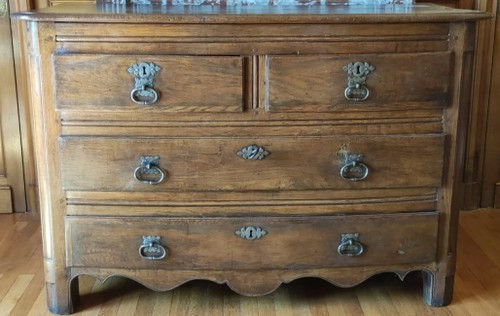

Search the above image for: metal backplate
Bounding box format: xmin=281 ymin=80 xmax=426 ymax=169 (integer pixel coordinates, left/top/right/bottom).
xmin=235 ymin=226 xmax=267 ymax=240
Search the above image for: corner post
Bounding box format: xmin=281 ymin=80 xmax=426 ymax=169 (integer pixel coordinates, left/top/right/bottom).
xmin=27 ymin=20 xmax=77 ymax=314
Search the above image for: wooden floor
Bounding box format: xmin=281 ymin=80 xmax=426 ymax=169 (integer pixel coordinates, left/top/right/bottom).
xmin=0 ymin=209 xmax=499 ymax=316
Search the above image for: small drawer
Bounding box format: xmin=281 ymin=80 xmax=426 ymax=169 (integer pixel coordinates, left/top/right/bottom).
xmin=262 ymin=52 xmax=451 ymax=112
xmin=65 ymin=212 xmax=438 ymax=269
xmin=54 ymin=54 xmax=245 ymax=112
xmin=59 ymin=134 xmax=444 ymax=192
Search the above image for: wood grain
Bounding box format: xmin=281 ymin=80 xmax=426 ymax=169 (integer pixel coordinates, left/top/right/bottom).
xmin=56 ymin=40 xmax=450 ymax=56
xmin=65 ymin=213 xmax=438 ymax=272
xmin=461 ymin=0 xmax=498 ymax=209
xmin=481 ymin=0 xmax=500 ymax=207
xmin=0 ymin=210 xmax=499 ymax=315
xmin=11 ymin=3 xmax=491 ymax=23
xmin=64 ymin=187 xmax=438 ymax=216
xmin=54 ymin=22 xmax=451 ymax=38
xmin=10 ymin=0 xmax=38 ymax=213
xmin=18 ymin=6 xmax=484 ymax=313
xmin=0 ymin=188 xmax=13 ymax=214
xmin=59 ymin=135 xmax=445 ymax=192
xmin=0 ymin=0 xmax=27 ymax=213
xmin=263 ymin=52 xmax=451 ymax=112
xmin=54 ymin=54 xmax=246 ymax=112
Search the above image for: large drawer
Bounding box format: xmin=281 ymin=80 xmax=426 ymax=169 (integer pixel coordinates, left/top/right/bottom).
xmin=262 ymin=52 xmax=451 ymax=112
xmin=54 ymin=54 xmax=246 ymax=112
xmin=65 ymin=212 xmax=439 ymax=269
xmin=59 ymin=135 xmax=444 ymax=192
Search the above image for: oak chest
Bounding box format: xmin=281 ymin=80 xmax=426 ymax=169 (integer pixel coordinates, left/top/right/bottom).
xmin=15 ymin=3 xmax=488 ymax=314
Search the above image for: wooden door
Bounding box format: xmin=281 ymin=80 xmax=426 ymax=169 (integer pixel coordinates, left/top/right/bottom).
xmin=482 ymin=3 xmax=500 ymax=208
xmin=0 ymin=0 xmax=35 ymax=213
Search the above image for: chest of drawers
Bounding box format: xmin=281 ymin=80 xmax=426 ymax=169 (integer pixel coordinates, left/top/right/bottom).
xmin=15 ymin=3 xmax=488 ymax=314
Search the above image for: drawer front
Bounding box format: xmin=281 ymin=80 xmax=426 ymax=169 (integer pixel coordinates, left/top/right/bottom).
xmin=66 ymin=213 xmax=438 ymax=269
xmin=59 ymin=135 xmax=444 ymax=192
xmin=263 ymin=52 xmax=451 ymax=112
xmin=54 ymin=54 xmax=245 ymax=112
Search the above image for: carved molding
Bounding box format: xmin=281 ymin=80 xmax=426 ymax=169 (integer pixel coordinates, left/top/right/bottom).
xmin=70 ymin=266 xmax=436 ymax=296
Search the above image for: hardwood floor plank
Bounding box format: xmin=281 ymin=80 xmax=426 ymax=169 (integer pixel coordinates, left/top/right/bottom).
xmin=96 ymin=278 xmax=128 ymax=316
xmin=459 ymin=213 xmax=500 ymax=268
xmin=239 ymin=294 xmax=258 ymax=316
xmin=0 ymin=215 xmax=18 ymax=243
xmin=324 ymin=287 xmax=364 ymax=316
xmin=116 ymin=287 xmax=141 ymax=316
xmin=206 ymin=282 xmax=225 ymax=316
xmin=133 ymin=282 xmax=158 ymax=316
xmin=272 ymin=287 xmax=293 ymax=316
xmin=79 ymin=278 xmax=111 ymax=316
xmin=27 ymin=289 xmax=50 ymax=316
xmin=287 ymin=280 xmax=312 ymax=316
xmin=455 ymin=232 xmax=500 ymax=313
xmin=168 ymin=282 xmax=194 ymax=316
xmin=257 ymin=295 xmax=276 ymax=316
xmin=8 ymin=267 xmax=46 ymax=316
xmin=450 ymin=274 xmax=481 ymax=316
xmin=0 ymin=275 xmax=20 ymax=305
xmin=386 ymin=274 xmax=436 ymax=316
xmin=186 ymin=282 xmax=208 ymax=316
xmin=223 ymin=285 xmax=241 ymax=316
xmin=0 ymin=274 xmax=34 ymax=316
xmin=73 ymin=275 xmax=100 ymax=315
xmin=357 ymin=276 xmax=398 ymax=316
xmin=151 ymin=287 xmax=173 ymax=316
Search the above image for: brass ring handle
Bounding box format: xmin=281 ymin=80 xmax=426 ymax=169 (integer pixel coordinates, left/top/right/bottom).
xmin=134 ymin=156 xmax=166 ymax=185
xmin=128 ymin=61 xmax=162 ymax=106
xmin=338 ymin=239 xmax=364 ymax=257
xmin=344 ymin=85 xmax=370 ymax=102
xmin=134 ymin=165 xmax=165 ymax=185
xmin=337 ymin=233 xmax=364 ymax=257
xmin=340 ymin=161 xmax=369 ymax=182
xmin=130 ymin=87 xmax=159 ymax=105
xmin=139 ymin=236 xmax=167 ymax=260
xmin=343 ymin=61 xmax=374 ymax=102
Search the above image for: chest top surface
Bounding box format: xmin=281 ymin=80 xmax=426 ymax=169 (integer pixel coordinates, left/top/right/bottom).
xmin=13 ymin=3 xmax=489 ymax=23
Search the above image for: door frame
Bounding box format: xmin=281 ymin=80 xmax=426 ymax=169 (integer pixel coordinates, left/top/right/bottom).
xmin=6 ymin=0 xmax=37 ymax=212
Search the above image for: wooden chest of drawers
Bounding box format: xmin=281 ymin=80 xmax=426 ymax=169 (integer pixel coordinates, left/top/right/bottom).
xmin=15 ymin=3 xmax=488 ymax=314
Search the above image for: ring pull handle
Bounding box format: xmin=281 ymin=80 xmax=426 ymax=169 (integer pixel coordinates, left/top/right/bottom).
xmin=139 ymin=236 xmax=168 ymax=260
xmin=337 ymin=233 xmax=364 ymax=257
xmin=134 ymin=156 xmax=166 ymax=185
xmin=236 ymin=145 xmax=270 ymax=160
xmin=343 ymin=61 xmax=375 ymax=102
xmin=131 ymin=86 xmax=159 ymax=105
xmin=339 ymin=152 xmax=369 ymax=182
xmin=128 ymin=61 xmax=162 ymax=105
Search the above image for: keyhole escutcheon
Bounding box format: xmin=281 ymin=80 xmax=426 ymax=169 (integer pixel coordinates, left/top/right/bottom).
xmin=352 ymin=62 xmax=364 ymax=77
xmin=235 ymin=226 xmax=267 ymax=240
xmin=138 ymin=62 xmax=152 ymax=78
